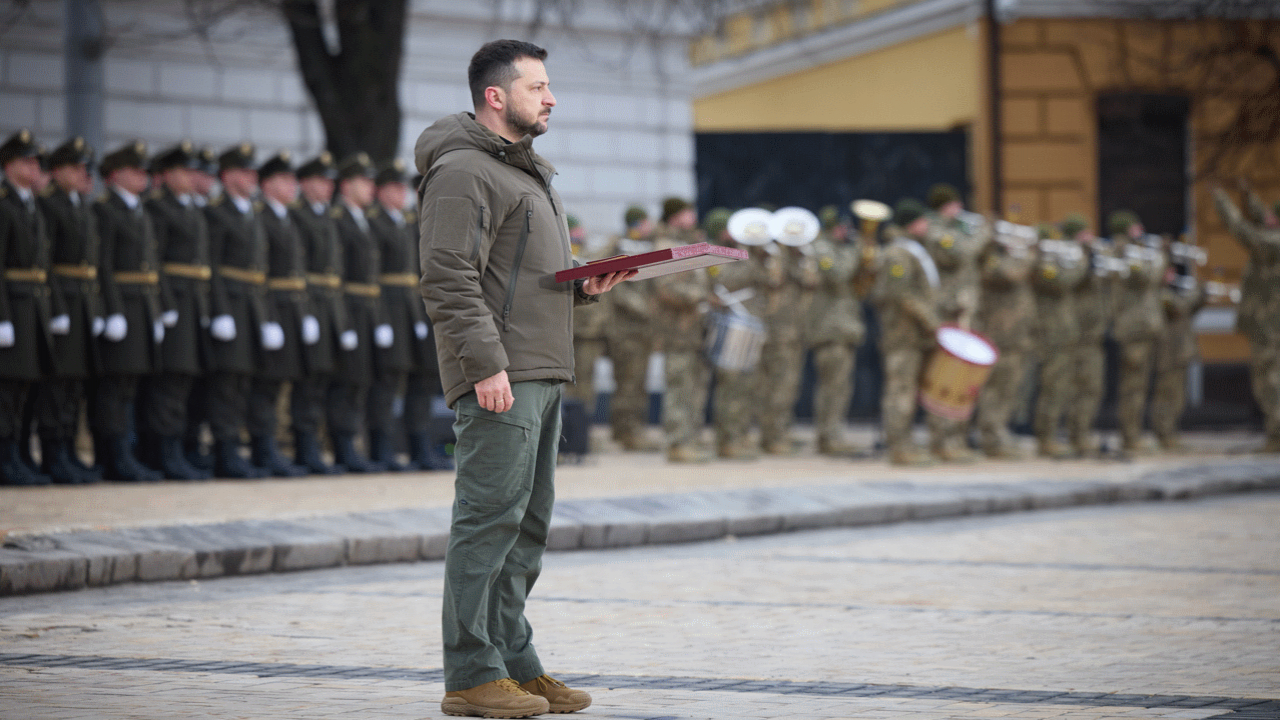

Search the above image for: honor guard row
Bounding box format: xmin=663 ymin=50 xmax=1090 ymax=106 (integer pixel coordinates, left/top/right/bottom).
xmin=0 ymin=128 xmax=449 ymax=486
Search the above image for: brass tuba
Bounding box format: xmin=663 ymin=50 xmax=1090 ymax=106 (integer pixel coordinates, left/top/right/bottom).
xmin=850 ymin=199 xmax=891 ymax=298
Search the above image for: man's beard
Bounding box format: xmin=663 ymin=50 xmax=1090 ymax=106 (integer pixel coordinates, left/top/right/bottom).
xmin=506 ymin=104 xmax=548 ymax=138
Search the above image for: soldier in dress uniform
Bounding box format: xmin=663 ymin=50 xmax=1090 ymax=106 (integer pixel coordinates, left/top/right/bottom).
xmin=364 ymin=158 xmax=421 ymax=471
xmin=289 ymin=152 xmax=350 ymax=474
xmin=191 ymin=147 xmax=218 ymax=207
xmin=327 ymin=152 xmax=388 ymax=472
xmin=30 ymin=137 xmax=103 ymax=483
xmin=181 ymin=146 xmax=220 ymax=470
xmin=972 ymin=216 xmax=1035 ymax=459
xmin=139 ymin=141 xmax=214 ymax=480
xmin=1212 ymin=185 xmax=1280 ymax=454
xmin=1108 ymin=210 xmax=1167 ymax=454
xmin=652 ymin=197 xmax=712 ymax=462
xmin=92 ymin=140 xmax=165 ymax=483
xmin=204 ymin=142 xmax=279 ymax=478
xmin=922 ymin=184 xmax=986 ymax=462
xmin=604 ymin=205 xmax=659 ymax=451
xmin=1152 ymin=238 xmax=1207 ymax=451
xmin=806 ymin=205 xmax=866 ymax=455
xmin=873 ymin=199 xmax=942 ymax=466
xmin=1030 ymin=222 xmax=1090 ymax=458
xmin=0 ymin=130 xmax=61 ymax=485
xmin=1064 ymin=215 xmax=1114 ymax=457
xmin=247 ymin=150 xmax=308 ymax=477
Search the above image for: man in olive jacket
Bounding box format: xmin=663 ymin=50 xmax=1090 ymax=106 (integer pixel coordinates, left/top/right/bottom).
xmin=415 ymin=39 xmax=629 ymax=719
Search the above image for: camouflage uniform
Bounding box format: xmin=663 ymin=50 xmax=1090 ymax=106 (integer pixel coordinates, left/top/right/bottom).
xmin=710 ymin=245 xmax=769 ymax=459
xmin=1152 ymin=272 xmax=1206 ymax=450
xmin=1213 ymin=188 xmax=1280 ymax=452
xmin=972 ymin=234 xmax=1035 ymax=458
xmin=603 ymin=220 xmax=658 ymax=450
xmin=1030 ymin=236 xmax=1089 ymax=457
xmin=922 ymin=213 xmax=986 ymax=461
xmin=1067 ymin=239 xmax=1115 ymax=456
xmin=1110 ymin=229 xmax=1167 ymax=452
xmin=567 ymin=224 xmax=610 ymax=415
xmin=806 ymin=221 xmax=865 ymax=454
xmin=757 ymin=245 xmax=817 ymax=454
xmin=872 ymin=218 xmax=941 ymax=465
xmin=652 ymin=223 xmax=711 ymax=461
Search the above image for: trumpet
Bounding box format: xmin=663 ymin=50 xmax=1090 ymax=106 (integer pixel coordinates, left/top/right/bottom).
xmin=1170 ymin=241 xmax=1208 ymax=267
xmin=1205 ymin=280 xmax=1241 ymax=304
xmin=1091 ymin=253 xmax=1130 ymax=278
xmin=991 ymin=219 xmax=1038 ymax=258
xmin=1037 ymin=238 xmax=1084 ymax=268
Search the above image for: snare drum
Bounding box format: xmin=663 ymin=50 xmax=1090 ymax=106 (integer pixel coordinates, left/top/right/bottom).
xmin=918 ymin=325 xmax=999 ymax=420
xmin=703 ymin=311 xmax=766 ymax=372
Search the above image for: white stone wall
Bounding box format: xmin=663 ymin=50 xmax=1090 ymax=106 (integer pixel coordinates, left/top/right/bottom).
xmin=0 ymin=0 xmax=696 ymax=234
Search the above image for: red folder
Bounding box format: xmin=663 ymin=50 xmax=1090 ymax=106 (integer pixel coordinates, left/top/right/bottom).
xmin=555 ymin=242 xmax=748 ymax=283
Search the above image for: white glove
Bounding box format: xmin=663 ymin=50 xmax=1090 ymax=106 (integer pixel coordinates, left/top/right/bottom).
xmin=153 ymin=320 xmax=165 ymax=343
xmin=301 ymin=315 xmax=320 ymax=345
xmin=340 ymin=329 xmax=358 ymax=350
xmin=50 ymin=314 xmax=71 ymax=335
xmin=374 ymin=323 xmax=394 ymax=348
xmin=104 ymin=314 xmax=127 ymax=342
xmin=161 ymin=309 xmax=178 ymax=328
xmin=92 ymin=316 xmax=105 ymax=337
xmin=414 ymin=321 xmax=428 ymax=340
xmin=210 ymin=314 xmax=236 ymax=342
xmin=261 ymin=321 xmax=285 ymax=351
xmin=0 ymin=320 xmax=13 ymax=348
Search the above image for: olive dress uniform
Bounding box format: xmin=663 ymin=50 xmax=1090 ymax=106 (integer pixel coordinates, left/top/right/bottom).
xmin=30 ymin=137 xmax=103 ymax=484
xmin=327 ymin=153 xmax=384 ymax=472
xmin=93 ymin=141 xmax=166 ymax=483
xmin=204 ymin=144 xmax=274 ymax=478
xmin=0 ymin=131 xmax=60 ymax=485
xmin=139 ymin=143 xmax=213 ymax=480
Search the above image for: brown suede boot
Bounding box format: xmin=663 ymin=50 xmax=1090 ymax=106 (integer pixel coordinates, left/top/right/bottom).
xmin=520 ymin=674 xmax=592 ymax=714
xmin=441 ymin=678 xmax=549 ymax=718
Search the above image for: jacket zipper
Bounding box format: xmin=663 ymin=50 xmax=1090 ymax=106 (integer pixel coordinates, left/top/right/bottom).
xmin=501 ymin=206 xmax=532 ymax=332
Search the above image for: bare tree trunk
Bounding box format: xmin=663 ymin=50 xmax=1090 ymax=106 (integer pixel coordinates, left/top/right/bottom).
xmin=282 ymin=0 xmax=406 ymax=163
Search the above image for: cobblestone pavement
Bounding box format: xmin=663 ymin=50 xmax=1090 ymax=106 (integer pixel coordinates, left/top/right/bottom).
xmin=2 ymin=492 xmax=1277 ymax=719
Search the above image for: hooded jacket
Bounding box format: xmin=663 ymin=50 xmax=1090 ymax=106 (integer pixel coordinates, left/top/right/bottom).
xmin=415 ymin=111 xmax=594 ymax=407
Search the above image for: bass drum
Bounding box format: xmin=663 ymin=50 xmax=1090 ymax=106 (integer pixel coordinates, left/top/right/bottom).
xmin=918 ymin=325 xmax=999 ymax=421
xmin=703 ymin=310 xmax=766 ymax=372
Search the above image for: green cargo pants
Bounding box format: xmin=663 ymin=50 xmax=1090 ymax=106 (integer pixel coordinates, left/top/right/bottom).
xmin=442 ymin=379 xmax=562 ymax=691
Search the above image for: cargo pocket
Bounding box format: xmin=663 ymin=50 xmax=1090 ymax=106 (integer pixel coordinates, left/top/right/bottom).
xmin=452 ymin=402 xmax=537 ymax=509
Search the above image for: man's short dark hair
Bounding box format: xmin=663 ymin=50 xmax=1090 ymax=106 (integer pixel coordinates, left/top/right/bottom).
xmin=468 ymin=39 xmax=548 ymax=108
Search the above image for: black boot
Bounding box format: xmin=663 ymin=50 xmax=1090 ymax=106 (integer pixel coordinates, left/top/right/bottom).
xmin=105 ymin=435 xmax=162 ymax=483
xmin=295 ymin=433 xmax=340 ymax=475
xmin=214 ymin=440 xmax=267 ymax=479
xmin=184 ymin=434 xmax=214 ymax=472
xmin=42 ymin=438 xmax=98 ymax=484
xmin=368 ymin=430 xmax=408 ymax=472
xmin=66 ymin=440 xmax=103 ymax=482
xmin=251 ymin=435 xmax=307 ymax=477
xmin=331 ymin=433 xmax=383 ymax=473
xmin=409 ymin=432 xmax=453 ymax=471
xmin=159 ymin=436 xmax=211 ymax=480
xmin=2 ymin=439 xmax=52 ymax=486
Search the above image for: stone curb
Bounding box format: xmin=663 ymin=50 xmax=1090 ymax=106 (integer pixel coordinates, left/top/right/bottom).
xmin=2 ymin=459 xmax=1277 ymax=597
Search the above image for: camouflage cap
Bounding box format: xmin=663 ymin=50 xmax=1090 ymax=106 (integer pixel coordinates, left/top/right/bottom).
xmin=337 ymin=152 xmax=376 ymax=181
xmin=0 ymin=128 xmax=41 ymax=167
xmin=257 ymin=150 xmax=294 ymax=180
xmin=1037 ymin=222 xmax=1057 ymax=240
xmin=1107 ymin=209 xmax=1141 ymax=236
xmin=660 ymin=196 xmax=692 ymax=223
xmin=46 ymin=136 xmax=95 ymax=170
xmin=894 ymin=198 xmax=928 ymax=227
xmin=152 ymin=140 xmax=202 ymax=173
xmin=296 ymin=151 xmax=337 ymax=180
xmin=566 ymin=214 xmax=580 ymax=230
xmin=218 ymin=142 xmax=257 ymax=173
xmin=99 ymin=139 xmax=149 ymax=177
xmin=703 ymin=207 xmax=732 ymax=239
xmin=927 ymin=183 xmax=960 ymax=210
xmin=1060 ymin=213 xmax=1088 ymax=239
xmin=623 ymin=204 xmax=648 ymax=227
xmin=818 ymin=205 xmax=841 ymax=229
xmin=375 ymin=158 xmax=408 ymax=186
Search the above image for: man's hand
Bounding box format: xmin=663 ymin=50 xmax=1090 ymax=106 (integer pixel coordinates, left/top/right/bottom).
xmin=582 ymin=269 xmax=636 ymax=295
xmin=475 ymin=370 xmax=514 ymax=413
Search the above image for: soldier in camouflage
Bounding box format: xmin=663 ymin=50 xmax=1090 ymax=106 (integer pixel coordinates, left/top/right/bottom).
xmin=1030 ymin=221 xmax=1090 ymax=458
xmin=566 ymin=214 xmax=608 ymax=452
xmin=603 ymin=205 xmax=659 ymax=451
xmin=1152 ymin=238 xmax=1207 ymax=452
xmin=1109 ymin=210 xmax=1167 ymax=454
xmin=757 ymin=220 xmax=818 ymax=456
xmin=806 ymin=205 xmax=865 ymax=455
xmin=1066 ymin=217 xmax=1114 ymax=457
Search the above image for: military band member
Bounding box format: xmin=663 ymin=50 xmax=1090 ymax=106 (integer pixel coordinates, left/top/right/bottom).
xmin=30 ymin=137 xmax=103 ymax=483
xmin=248 ymin=151 xmax=308 ymax=477
xmin=328 ymin=152 xmax=388 ymax=472
xmin=1108 ymin=210 xmax=1167 ymax=454
xmin=140 ymin=141 xmax=214 ymax=480
xmin=1 ymin=130 xmax=60 ymax=485
xmin=566 ymin=213 xmax=608 ymax=454
xmin=807 ymin=206 xmax=865 ymax=455
xmin=1030 ymin=222 xmax=1089 ymax=458
xmin=289 ymin=152 xmax=350 ymax=474
xmin=874 ymin=199 xmax=941 ymax=466
xmin=1065 ymin=216 xmax=1113 ymax=456
xmin=93 ymin=140 xmax=165 ymax=483
xmin=1153 ymin=241 xmax=1207 ymax=451
xmin=205 ymin=142 xmax=278 ymax=479
xmin=604 ymin=205 xmax=659 ymax=451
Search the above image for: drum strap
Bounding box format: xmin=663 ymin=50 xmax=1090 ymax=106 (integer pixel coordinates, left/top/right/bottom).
xmin=893 ymin=237 xmax=939 ymax=288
